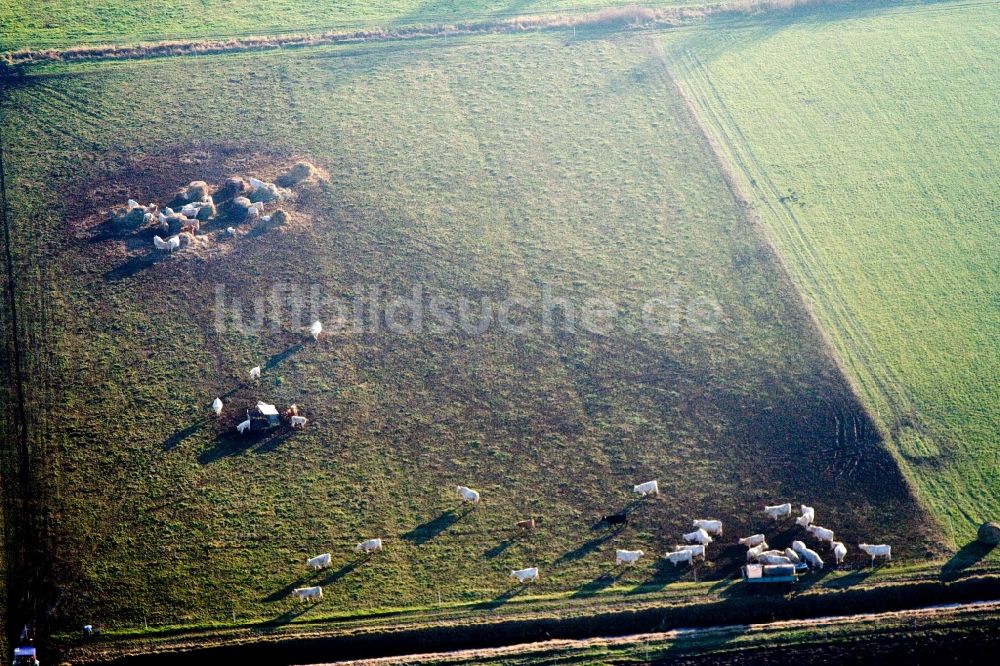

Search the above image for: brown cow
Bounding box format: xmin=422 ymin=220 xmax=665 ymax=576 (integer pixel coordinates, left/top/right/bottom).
xmin=516 ymin=518 xmax=536 ymax=531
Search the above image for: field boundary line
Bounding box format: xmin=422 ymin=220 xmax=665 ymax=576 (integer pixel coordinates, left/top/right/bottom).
xmin=2 ymin=1 xmax=979 ymax=67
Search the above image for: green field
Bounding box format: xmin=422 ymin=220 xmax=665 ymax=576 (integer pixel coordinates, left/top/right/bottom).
xmin=669 ymin=0 xmax=1000 ymax=543
xmin=0 ymin=24 xmax=932 ymax=635
xmin=1 ymin=0 xmax=998 ymax=660
xmin=0 ymin=0 xmax=721 ymax=50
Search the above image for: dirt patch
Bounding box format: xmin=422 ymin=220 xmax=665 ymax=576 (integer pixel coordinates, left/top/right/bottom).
xmin=67 ymin=144 xmax=329 ymax=268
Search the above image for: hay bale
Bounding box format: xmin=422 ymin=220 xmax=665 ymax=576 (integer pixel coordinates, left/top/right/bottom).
xmin=276 ymin=161 xmax=318 ymax=187
xmin=111 ymin=206 xmax=147 ymax=230
xmin=185 ymin=180 xmax=210 ymax=201
xmin=165 ymin=214 xmax=189 ymax=235
xmin=978 ymin=522 xmax=1000 ymax=545
xmin=248 ymin=182 xmax=291 ymax=204
xmin=195 ymin=202 xmax=217 ymax=222
xmin=228 ymin=196 xmax=252 ymax=223
xmin=217 ymin=176 xmax=248 ymax=201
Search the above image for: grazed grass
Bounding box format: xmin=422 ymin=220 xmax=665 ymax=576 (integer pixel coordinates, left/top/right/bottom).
xmin=0 ymin=27 xmax=933 ymax=641
xmin=0 ymin=0 xmax=722 ymax=51
xmin=668 ymin=0 xmax=1000 ymax=544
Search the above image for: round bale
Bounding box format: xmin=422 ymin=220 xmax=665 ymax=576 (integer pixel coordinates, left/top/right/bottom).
xmin=217 ymin=176 xmax=248 ymax=201
xmin=229 ymin=196 xmax=252 ymax=223
xmin=248 ymin=183 xmax=288 ymax=204
xmin=269 ymin=209 xmax=290 ymax=226
xmin=276 ymin=161 xmax=318 ymax=187
xmin=195 ymin=202 xmax=217 ymax=222
xmin=978 ymin=522 xmax=1000 ymax=545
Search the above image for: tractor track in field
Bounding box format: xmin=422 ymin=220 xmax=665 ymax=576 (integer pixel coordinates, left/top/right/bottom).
xmin=665 ymin=45 xmax=932 ymax=465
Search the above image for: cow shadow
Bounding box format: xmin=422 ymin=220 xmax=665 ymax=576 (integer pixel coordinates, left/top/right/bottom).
xmin=941 ymin=540 xmax=996 ymax=581
xmin=484 ymin=539 xmax=514 ymax=559
xmin=473 ymin=585 xmax=528 ymax=611
xmin=197 ymin=426 xmax=292 ymax=464
xmin=571 ymin=571 xmax=621 ymax=599
xmin=104 ymin=251 xmax=163 ymax=281
xmin=554 ymin=530 xmax=617 ymax=565
xmin=260 ymin=603 xmax=315 ymax=627
xmin=318 ymin=557 xmax=368 ymax=585
xmin=265 ymin=342 xmax=304 ymax=370
xmin=402 ymin=508 xmax=469 ymax=545
xmin=823 ymin=567 xmax=875 ymax=589
xmin=263 ymin=576 xmax=311 ymax=603
xmin=161 ymin=420 xmax=206 ymax=451
xmin=629 ymin=558 xmax=686 ymax=595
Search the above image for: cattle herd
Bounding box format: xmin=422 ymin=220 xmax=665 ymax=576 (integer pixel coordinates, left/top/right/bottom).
xmin=281 ymin=476 xmax=892 ymax=603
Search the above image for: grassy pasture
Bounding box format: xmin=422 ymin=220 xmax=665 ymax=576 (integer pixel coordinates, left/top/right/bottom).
xmin=668 ymin=0 xmax=1000 ymax=544
xmin=0 ymin=0 xmax=722 ymax=50
xmin=0 ymin=28 xmax=936 ymax=636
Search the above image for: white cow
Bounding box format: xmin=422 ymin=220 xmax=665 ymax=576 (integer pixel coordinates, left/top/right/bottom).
xmin=310 ymin=320 xmax=323 ymax=340
xmin=306 ymin=553 xmax=331 ymax=570
xmin=764 ymin=503 xmax=792 ymax=520
xmin=738 ymin=534 xmax=766 ymax=548
xmin=784 ymin=548 xmax=801 ymax=564
xmin=355 ymin=538 xmax=383 ymax=554
xmin=859 ymin=543 xmax=891 ymax=566
xmin=510 ymin=567 xmax=539 ymax=583
xmin=128 ymin=198 xmax=141 ymax=209
xmin=633 ymin=480 xmax=659 ymax=497
xmin=796 ymin=504 xmax=815 ymax=528
xmin=212 ymin=397 xmax=223 ymax=416
xmin=615 ymin=549 xmax=644 ymax=565
xmin=153 ymin=235 xmax=170 ymax=251
xmin=692 ymin=519 xmax=722 ymax=536
xmin=457 ymin=486 xmax=480 ymax=503
xmin=250 ymin=366 xmax=261 ymax=380
xmin=166 ymin=235 xmax=181 ymax=252
xmin=666 ymin=549 xmax=693 ymax=566
xmin=236 ymin=416 xmax=251 ymax=435
xmin=682 ymin=528 xmax=712 ymax=545
xmin=293 ymin=586 xmax=322 ymax=602
xmin=164 ymin=207 xmax=175 ymax=216
xmin=227 ymin=226 xmax=237 ymax=235
xmin=791 ymin=540 xmax=808 ymax=555
xmin=249 ymin=176 xmax=267 ymax=191
xmin=801 ymin=547 xmax=824 ymax=570
xmin=675 ymin=544 xmax=705 ymax=559
xmin=746 ymin=543 xmax=769 ymax=563
xmin=832 ymin=541 xmax=848 ymax=565
xmin=143 ymin=212 xmax=154 ymax=223
xmin=807 ymin=525 xmax=835 ymax=544
xmin=758 ymin=553 xmax=792 ymax=565
xmin=290 ymin=415 xmax=308 ymax=428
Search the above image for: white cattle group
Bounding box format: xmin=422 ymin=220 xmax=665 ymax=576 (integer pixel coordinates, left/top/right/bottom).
xmin=764 ymin=503 xmax=792 ymax=520
xmin=615 ymin=549 xmax=644 ymax=565
xmin=633 ymin=480 xmax=659 ymax=497
xmin=682 ymin=528 xmax=713 ymax=546
xmin=355 ymin=538 xmax=383 ymax=554
xmin=270 ymin=480 xmax=893 ymax=606
xmin=293 ymin=586 xmax=322 ymax=602
xmin=692 ymin=519 xmax=723 ymax=536
xmin=510 ymin=567 xmax=539 ymax=583
xmin=859 ymin=543 xmax=891 ymax=565
xmin=306 ymin=553 xmax=332 ymax=570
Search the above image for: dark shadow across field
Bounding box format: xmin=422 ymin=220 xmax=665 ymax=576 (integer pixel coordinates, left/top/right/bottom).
xmin=403 ymin=508 xmax=470 ymax=545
